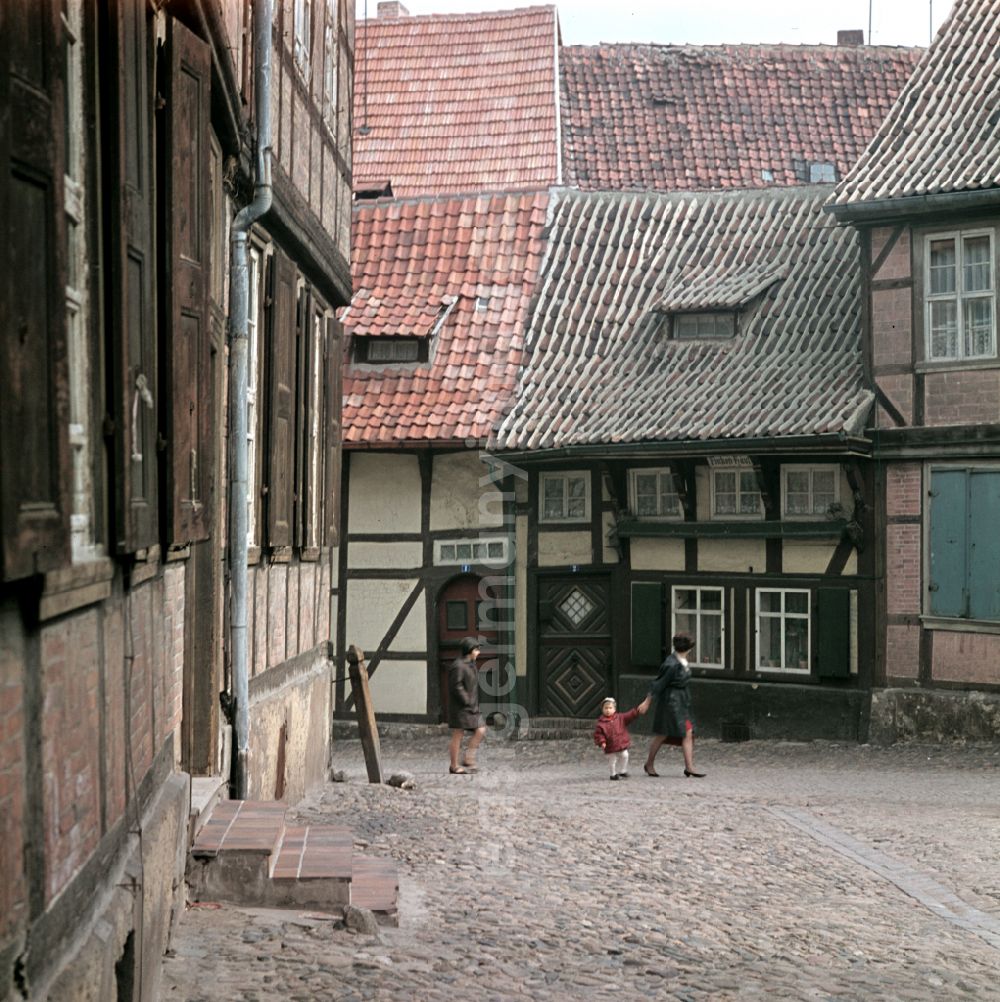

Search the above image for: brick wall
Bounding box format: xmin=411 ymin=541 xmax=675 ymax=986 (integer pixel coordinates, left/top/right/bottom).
xmin=932 ymin=630 xmax=1000 ymax=684
xmin=874 ymin=374 xmax=913 ymax=427
xmin=872 ymin=286 xmax=912 ymax=369
xmin=885 ymin=623 xmax=921 ymax=679
xmin=41 ymin=611 xmax=102 ymax=903
xmin=886 ymin=523 xmax=921 ymax=615
xmin=924 ymin=368 xmax=1000 ymax=427
xmin=886 ymin=463 xmax=922 ymax=517
xmin=872 ymin=228 xmax=911 ymax=281
xmin=0 ymin=604 xmax=27 ymax=947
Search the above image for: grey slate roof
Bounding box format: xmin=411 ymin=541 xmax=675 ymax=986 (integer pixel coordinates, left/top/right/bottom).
xmin=834 ymin=0 xmax=1000 ymax=206
xmin=494 ymin=187 xmax=870 ymax=452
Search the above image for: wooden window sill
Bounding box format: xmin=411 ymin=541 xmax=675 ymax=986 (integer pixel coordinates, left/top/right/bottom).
xmin=40 ymin=558 xmax=115 ymax=621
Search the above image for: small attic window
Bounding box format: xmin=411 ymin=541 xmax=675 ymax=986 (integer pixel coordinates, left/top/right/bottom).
xmin=355 ymin=336 xmax=425 ymax=364
xmin=672 ymin=313 xmax=736 ymax=340
xmin=354 ymin=180 xmax=394 ymax=201
xmin=809 ymin=162 xmax=837 ymax=184
xmin=475 ymin=296 xmax=489 ymax=312
xmin=761 ymin=168 xmax=775 ymax=183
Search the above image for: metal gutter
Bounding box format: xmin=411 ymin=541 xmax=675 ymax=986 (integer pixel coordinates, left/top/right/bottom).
xmin=228 ymin=0 xmax=273 ymax=801
xmin=826 ymin=187 xmax=1000 ymax=225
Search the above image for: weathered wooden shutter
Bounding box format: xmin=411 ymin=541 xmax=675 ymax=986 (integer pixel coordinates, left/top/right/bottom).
xmin=928 ymin=469 xmax=968 ymax=618
xmin=323 ymin=316 xmax=343 ymax=547
xmin=266 ymin=250 xmax=296 ymax=548
xmin=163 ymin=17 xmax=212 ymax=545
xmin=968 ymin=470 xmax=1000 ymax=621
xmin=107 ymin=0 xmax=158 ymax=552
xmin=0 ymin=0 xmax=71 ymax=580
xmin=294 ymin=285 xmax=312 ymax=550
xmin=815 ymin=589 xmax=850 ymax=678
xmin=631 ymin=582 xmax=664 ymax=667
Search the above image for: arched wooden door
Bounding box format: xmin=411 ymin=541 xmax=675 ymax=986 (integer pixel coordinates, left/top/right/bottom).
xmin=436 ymin=575 xmax=499 ymax=724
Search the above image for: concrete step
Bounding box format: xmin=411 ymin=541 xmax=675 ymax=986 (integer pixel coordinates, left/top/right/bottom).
xmin=515 ymin=716 xmax=593 ymax=740
xmin=188 ymin=774 xmax=228 ymax=844
xmin=186 ymin=801 xmax=399 ymax=925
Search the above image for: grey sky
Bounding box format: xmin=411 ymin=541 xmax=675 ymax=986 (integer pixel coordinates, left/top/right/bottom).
xmin=356 ymin=0 xmax=952 ymax=47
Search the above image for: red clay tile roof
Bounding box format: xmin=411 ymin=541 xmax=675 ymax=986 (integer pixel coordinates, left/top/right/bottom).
xmin=353 ymin=6 xmax=560 ymax=198
xmin=495 ymin=187 xmax=870 ymax=451
xmin=834 ymin=0 xmax=1000 ymax=206
xmin=560 ymin=43 xmax=921 ymax=193
xmin=343 ymin=191 xmax=549 ymax=445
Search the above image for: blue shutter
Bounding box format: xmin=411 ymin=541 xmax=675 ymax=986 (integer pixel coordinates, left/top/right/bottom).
xmin=969 ymin=471 xmax=1000 ymax=621
xmin=929 ymin=470 xmax=968 ymax=618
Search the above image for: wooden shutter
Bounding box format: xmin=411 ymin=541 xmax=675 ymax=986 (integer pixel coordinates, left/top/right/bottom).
xmin=106 ymin=0 xmax=158 ymax=552
xmin=0 ymin=0 xmax=71 ymax=581
xmin=293 ymin=285 xmax=311 ymax=549
xmin=929 ymin=469 xmax=968 ymax=618
xmin=631 ymin=582 xmax=664 ymax=667
xmin=323 ymin=316 xmax=343 ymax=547
xmin=968 ymin=471 xmax=1000 ymax=621
xmin=163 ymin=17 xmax=212 ymax=544
xmin=266 ymin=249 xmax=296 ymax=548
xmin=815 ymin=589 xmax=850 ymax=678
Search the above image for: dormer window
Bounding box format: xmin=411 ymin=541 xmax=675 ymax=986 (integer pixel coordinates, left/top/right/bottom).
xmin=354 ymin=336 xmax=426 ymax=364
xmin=808 ymin=162 xmax=837 ymax=184
xmin=673 ymin=312 xmax=736 ymax=340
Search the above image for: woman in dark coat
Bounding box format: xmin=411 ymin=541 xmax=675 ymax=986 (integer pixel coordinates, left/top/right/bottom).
xmin=448 ymin=637 xmax=486 ymax=774
xmin=643 ymin=633 xmax=706 ymax=778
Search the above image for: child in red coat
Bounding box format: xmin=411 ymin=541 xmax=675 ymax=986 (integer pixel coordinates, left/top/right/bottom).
xmin=593 ymin=696 xmax=649 ymax=780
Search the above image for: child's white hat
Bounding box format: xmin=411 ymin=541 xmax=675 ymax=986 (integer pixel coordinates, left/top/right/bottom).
xmin=601 ymin=696 xmax=616 ymax=708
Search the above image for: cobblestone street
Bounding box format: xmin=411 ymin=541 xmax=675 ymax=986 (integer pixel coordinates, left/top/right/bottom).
xmin=162 ymin=736 xmax=1000 ymax=1001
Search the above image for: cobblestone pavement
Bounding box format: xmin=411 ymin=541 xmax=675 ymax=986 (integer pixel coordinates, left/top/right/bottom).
xmin=162 ymin=737 xmax=1000 ymax=1001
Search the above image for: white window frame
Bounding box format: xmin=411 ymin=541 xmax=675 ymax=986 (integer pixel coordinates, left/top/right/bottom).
xmin=628 ymin=468 xmax=682 ymax=520
xmin=710 ymin=466 xmax=763 ymax=520
xmin=307 ymin=308 xmax=324 ymax=549
xmin=924 ymin=228 xmax=996 ymax=362
xmin=755 ymin=588 xmax=811 ymax=674
xmin=247 ymin=245 xmax=262 ymax=548
xmin=294 ymin=0 xmax=313 ymax=78
xmin=781 ymin=464 xmax=840 ymax=519
xmin=64 ymin=0 xmax=101 ymax=562
xmin=539 ymin=471 xmax=591 ymax=523
xmin=434 ymin=537 xmax=510 ymax=567
xmin=670 ymin=586 xmax=726 ymax=669
xmin=322 ymin=0 xmax=337 ymax=124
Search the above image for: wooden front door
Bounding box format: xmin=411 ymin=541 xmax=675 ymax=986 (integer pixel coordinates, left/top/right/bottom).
xmin=437 ymin=574 xmax=499 ymax=723
xmin=537 ymin=575 xmax=612 ymax=718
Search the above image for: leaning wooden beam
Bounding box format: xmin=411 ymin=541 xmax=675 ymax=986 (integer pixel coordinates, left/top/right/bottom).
xmin=347 ymin=645 xmax=384 ymax=784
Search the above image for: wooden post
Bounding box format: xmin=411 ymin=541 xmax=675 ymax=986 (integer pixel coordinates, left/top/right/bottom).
xmin=347 ymin=645 xmax=384 ymax=784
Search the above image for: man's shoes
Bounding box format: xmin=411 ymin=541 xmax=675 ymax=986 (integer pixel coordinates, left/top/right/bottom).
xmin=683 ymin=769 xmax=706 ymax=778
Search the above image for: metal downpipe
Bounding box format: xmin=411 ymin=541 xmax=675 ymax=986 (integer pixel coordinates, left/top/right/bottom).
xmin=228 ymin=0 xmax=272 ymax=800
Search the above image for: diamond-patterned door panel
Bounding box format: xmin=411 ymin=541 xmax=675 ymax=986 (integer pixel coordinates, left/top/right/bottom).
xmin=539 ymin=579 xmax=609 ymax=635
xmin=540 ymin=645 xmax=610 ymax=718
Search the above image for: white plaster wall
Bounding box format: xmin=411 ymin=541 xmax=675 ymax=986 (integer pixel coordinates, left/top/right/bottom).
xmin=699 ymin=539 xmax=767 ymax=573
xmin=631 ymin=537 xmax=686 ymax=571
xmin=345 ymin=578 xmax=427 ymax=653
xmin=602 ymin=512 xmax=619 ymax=564
xmin=430 ymin=451 xmax=502 ymax=530
xmin=348 ymin=453 xmax=422 ymax=533
xmin=783 ymin=542 xmax=835 ymax=575
xmin=349 ymin=541 xmax=424 ymax=569
xmin=365 ymin=660 xmax=427 ymax=715
xmin=515 ymin=513 xmax=528 ymax=678
xmin=538 ymin=531 xmax=592 ymax=567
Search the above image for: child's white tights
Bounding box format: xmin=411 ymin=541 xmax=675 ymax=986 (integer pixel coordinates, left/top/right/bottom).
xmin=609 ymin=749 xmax=629 ymax=777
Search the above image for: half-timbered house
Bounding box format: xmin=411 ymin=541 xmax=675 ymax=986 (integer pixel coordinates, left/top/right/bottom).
xmin=1 ymin=0 xmax=352 ymax=994
xmin=495 ymin=185 xmax=877 ymax=739
xmin=337 ymin=2 xmax=559 ymax=723
xmin=829 ymin=0 xmax=1000 ymax=741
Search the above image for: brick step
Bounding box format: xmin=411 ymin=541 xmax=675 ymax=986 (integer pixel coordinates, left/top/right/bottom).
xmin=515 ymin=716 xmax=593 ymax=740
xmin=351 ymin=855 xmax=399 ymax=926
xmin=186 ymin=800 xmax=398 ymax=925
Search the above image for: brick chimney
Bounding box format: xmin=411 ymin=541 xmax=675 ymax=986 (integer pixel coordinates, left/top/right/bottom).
xmin=377 ymin=1 xmax=409 ymax=16
xmin=837 ymin=29 xmax=864 ymax=46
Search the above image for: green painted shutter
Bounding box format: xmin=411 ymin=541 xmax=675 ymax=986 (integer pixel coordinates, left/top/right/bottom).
xmin=969 ymin=471 xmax=1000 ymax=621
xmin=816 ymin=589 xmax=850 ymax=678
xmin=929 ymin=470 xmax=968 ymax=618
xmin=631 ymin=582 xmax=663 ymax=667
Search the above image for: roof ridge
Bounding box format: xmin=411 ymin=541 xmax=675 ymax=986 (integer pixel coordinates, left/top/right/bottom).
xmin=359 ymin=4 xmax=556 ymax=25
